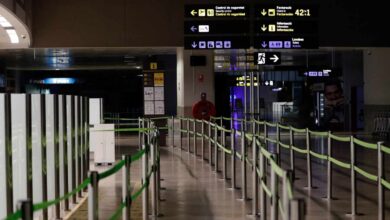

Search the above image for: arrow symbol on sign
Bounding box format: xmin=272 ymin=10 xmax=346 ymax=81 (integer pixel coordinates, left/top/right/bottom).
xmin=270 ymin=54 xmax=279 ymax=63
xmin=191 ymin=10 xmax=197 ymax=16
xmin=190 ymin=26 xmax=197 ymax=32
xmin=261 ymin=24 xmax=267 ymax=32
xmin=261 ymin=9 xmax=267 ymax=16
xmin=191 ymin=41 xmax=198 ymax=48
xmin=261 ymin=41 xmax=268 ymax=48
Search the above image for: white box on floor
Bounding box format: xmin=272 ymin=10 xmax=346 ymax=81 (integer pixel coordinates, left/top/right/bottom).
xmin=90 ymin=124 xmax=115 ymax=165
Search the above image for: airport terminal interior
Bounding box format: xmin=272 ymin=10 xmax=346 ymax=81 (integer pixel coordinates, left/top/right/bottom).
xmin=0 ymin=0 xmax=390 ymax=219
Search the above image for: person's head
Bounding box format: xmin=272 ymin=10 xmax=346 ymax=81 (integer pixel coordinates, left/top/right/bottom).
xmin=324 ymin=80 xmax=343 ymax=101
xmin=201 ymin=92 xmax=207 ymax=101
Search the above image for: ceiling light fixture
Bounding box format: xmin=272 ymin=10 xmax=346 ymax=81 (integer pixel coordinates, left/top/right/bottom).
xmin=6 ymin=29 xmax=19 ymax=43
xmin=0 ymin=16 xmax=12 ymax=28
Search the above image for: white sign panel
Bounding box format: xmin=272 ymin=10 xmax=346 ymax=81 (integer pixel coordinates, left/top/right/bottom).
xmin=144 ymin=101 xmax=154 ymax=115
xmin=11 ymin=94 xmax=27 ymax=211
xmin=144 ymin=87 xmax=154 ymax=101
xmin=154 ymin=87 xmax=164 ymax=101
xmin=0 ymin=94 xmax=6 ymax=218
xmin=155 ymin=101 xmax=165 ymax=115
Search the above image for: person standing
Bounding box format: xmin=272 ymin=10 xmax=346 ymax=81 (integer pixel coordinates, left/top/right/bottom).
xmin=192 ymin=92 xmax=216 ymax=120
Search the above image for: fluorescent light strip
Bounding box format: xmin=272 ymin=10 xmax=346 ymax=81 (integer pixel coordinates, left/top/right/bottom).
xmin=6 ymin=29 xmax=19 ymax=43
xmin=0 ymin=16 xmax=12 ymax=28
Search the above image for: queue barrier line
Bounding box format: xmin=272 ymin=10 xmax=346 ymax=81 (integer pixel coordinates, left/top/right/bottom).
xmin=104 ymin=117 xmax=140 ymax=121
xmin=91 ymin=128 xmax=155 ymax=132
xmin=236 ymin=152 xmax=242 ymax=160
xmin=216 ymin=141 xmax=232 ymax=154
xmin=329 ymin=157 xmax=351 ymax=169
xmin=265 ymin=122 xmax=277 ymax=127
xmin=353 ymin=138 xmax=378 ymax=150
xmin=278 ymin=124 xmax=290 ymax=130
xmin=287 ymin=179 xmax=294 ymax=199
xmin=109 ymin=168 xmax=154 ymax=220
xmin=354 ymin=166 xmax=378 ymax=182
xmin=382 ymin=145 xmax=390 ymax=155
xmin=215 ymin=125 xmax=232 ymax=133
xmin=266 ymin=137 xmax=278 ymax=144
xmin=261 ymin=180 xmax=272 ymax=198
xmin=254 ymin=120 xmax=265 ymax=125
xmin=280 ymin=142 xmax=290 ymax=149
xmin=245 ymin=157 xmax=253 ymax=166
xmin=270 ymin=159 xmax=284 ymax=178
xmin=290 ymin=127 xmax=306 ymax=133
xmin=292 ymin=146 xmax=308 ymax=154
xmin=4 ymin=130 xmax=150 ymax=220
xmin=330 ymin=134 xmax=351 ymax=142
xmin=308 ymin=130 xmax=328 ymax=137
xmin=382 ymin=178 xmax=390 ymax=191
xmin=309 ymin=150 xmax=328 ymax=160
xmin=150 ymin=117 xmax=170 ymax=120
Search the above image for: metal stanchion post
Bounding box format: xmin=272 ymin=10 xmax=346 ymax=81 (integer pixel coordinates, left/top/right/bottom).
xmin=270 ymin=155 xmax=278 ymax=220
xmin=252 ymin=136 xmax=258 ymax=216
xmin=290 ymin=199 xmax=305 ymax=220
xmin=350 ymin=136 xmax=356 ymax=216
xmin=220 ymin=117 xmax=223 ymax=127
xmin=171 ymin=116 xmax=174 ymax=149
xmin=88 ymin=171 xmax=99 ymax=220
xmin=306 ymin=128 xmax=312 ymax=189
xmin=123 ymin=155 xmax=131 ymax=220
xmin=327 ymin=131 xmax=333 ymax=200
xmin=378 ymin=141 xmax=384 ymax=220
xmin=264 ymin=123 xmax=268 ymax=150
xmin=208 ymin=122 xmax=212 ymax=164
xmin=151 ymin=142 xmax=157 ymax=217
xmin=241 ymin=131 xmax=247 ymax=200
xmin=276 ymin=124 xmax=281 ymax=164
xmin=214 ymin=125 xmax=218 ymax=172
xmin=259 ymin=147 xmax=267 ymax=220
xmin=231 ymin=129 xmax=236 ymax=189
xmin=179 ymin=118 xmax=182 ymax=150
xmin=289 ymin=127 xmax=295 ymax=180
xmin=62 ymin=96 xmax=70 ymax=210
xmin=18 ymin=200 xmax=33 ymax=220
xmin=54 ymin=95 xmax=61 ymax=219
xmin=222 ymin=127 xmax=227 ymax=179
xmin=283 ymin=170 xmax=293 ymax=220
xmin=201 ymin=120 xmax=205 ymax=160
xmin=187 ymin=119 xmax=190 ymax=153
xmin=142 ymin=144 xmax=149 ymax=220
xmin=193 ymin=120 xmax=197 ymax=156
xmin=4 ymin=94 xmax=13 ymax=216
xmin=138 ymin=117 xmax=142 ymax=149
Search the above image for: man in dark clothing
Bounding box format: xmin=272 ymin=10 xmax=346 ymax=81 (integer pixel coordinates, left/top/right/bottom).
xmin=192 ymin=92 xmax=216 ymax=120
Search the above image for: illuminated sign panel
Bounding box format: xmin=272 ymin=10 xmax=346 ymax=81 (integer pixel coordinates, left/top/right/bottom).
xmin=185 ymin=5 xmax=249 ymax=18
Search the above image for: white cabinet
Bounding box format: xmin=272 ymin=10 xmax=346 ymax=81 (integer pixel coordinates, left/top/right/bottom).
xmin=90 ymin=124 xmax=115 ymax=165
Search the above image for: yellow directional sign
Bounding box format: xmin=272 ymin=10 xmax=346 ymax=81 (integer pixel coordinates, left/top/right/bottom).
xmin=154 ymin=73 xmax=164 ymax=86
xmin=150 ymin=62 xmax=158 ymax=70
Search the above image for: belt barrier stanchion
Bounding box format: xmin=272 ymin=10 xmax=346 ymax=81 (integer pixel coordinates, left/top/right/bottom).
xmin=18 ymin=200 xmax=33 ymax=220
xmin=290 ymin=199 xmax=305 ymax=220
xmin=171 ymin=116 xmax=175 ymax=149
xmin=70 ymin=95 xmax=76 ymax=207
xmin=350 ymin=136 xmax=357 ymax=216
xmin=230 ymin=118 xmax=233 ymax=131
xmin=138 ymin=117 xmax=141 ymax=148
xmin=240 ymin=120 xmax=244 ymax=133
xmin=4 ymin=94 xmax=13 ymax=216
xmin=264 ymin=123 xmax=268 ymax=150
xmin=156 ymin=137 xmax=161 ymax=215
xmin=201 ymin=120 xmax=205 ymax=160
xmin=306 ymin=128 xmax=312 ymax=189
xmin=62 ymin=96 xmax=70 ymax=211
xmin=222 ymin=126 xmax=227 ymax=179
xmin=147 ymin=120 xmax=152 ymax=145
xmin=26 ymin=95 xmax=33 ymax=209
xmin=214 ymin=125 xmax=218 ymax=172
xmin=122 ymin=155 xmax=131 ymax=220
xmin=151 ymin=142 xmax=157 ymax=217
xmin=270 ymin=154 xmax=279 ymax=220
xmin=252 ymin=136 xmax=259 ymax=216
xmin=378 ymin=141 xmax=384 ymax=220
xmin=193 ymin=120 xmax=197 ymax=156
xmin=289 ymin=126 xmax=296 ymax=180
xmin=208 ymin=121 xmax=212 ymax=164
xmin=231 ymin=128 xmax=236 ymax=189
xmin=259 ymin=143 xmax=267 ymax=220
xmin=276 ymin=124 xmax=281 ymax=165
xmin=88 ymin=171 xmax=99 ymax=220
xmin=142 ymin=144 xmax=149 ymax=220
xmin=327 ymin=131 xmax=333 ymax=200
xmin=179 ymin=118 xmax=182 ymax=150
xmin=187 ymin=119 xmax=190 ymax=153
xmin=241 ymin=130 xmax=247 ymax=200
xmin=54 ymin=95 xmax=61 ymax=219
xmin=220 ymin=117 xmax=223 ymax=127
xmin=283 ymin=170 xmax=293 ymax=220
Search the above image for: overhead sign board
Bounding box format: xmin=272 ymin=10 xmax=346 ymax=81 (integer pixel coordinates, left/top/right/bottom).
xmin=185 ymin=5 xmax=249 ymax=18
xmin=185 ymin=36 xmax=250 ymax=49
xmin=255 ymin=4 xmax=318 ymax=18
xmin=254 ymin=20 xmax=318 ymax=34
xmin=255 ymin=36 xmax=318 ymax=49
xmin=254 ymin=52 xmax=281 ymax=65
xmin=184 ymin=20 xmax=250 ymax=35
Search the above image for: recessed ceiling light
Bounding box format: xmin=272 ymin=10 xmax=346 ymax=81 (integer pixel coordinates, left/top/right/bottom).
xmin=0 ymin=16 xmax=12 ymax=28
xmin=6 ymin=29 xmax=19 ymax=43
